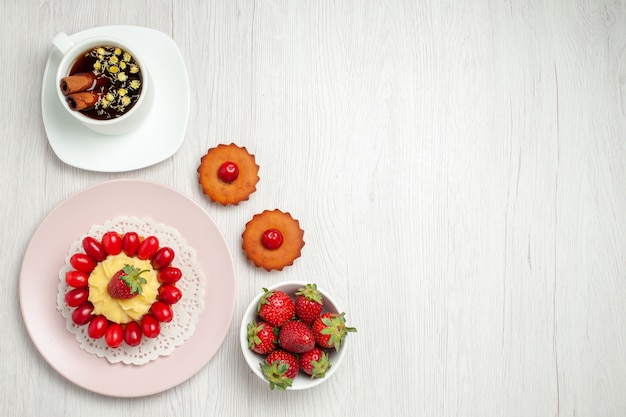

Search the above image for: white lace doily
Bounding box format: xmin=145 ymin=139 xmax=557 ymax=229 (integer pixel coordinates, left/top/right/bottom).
xmin=56 ymin=216 xmax=206 ymax=365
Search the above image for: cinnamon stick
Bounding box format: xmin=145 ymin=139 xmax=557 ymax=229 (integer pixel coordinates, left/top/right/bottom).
xmin=60 ymin=73 xmax=107 ymax=95
xmin=65 ymin=91 xmax=100 ymax=111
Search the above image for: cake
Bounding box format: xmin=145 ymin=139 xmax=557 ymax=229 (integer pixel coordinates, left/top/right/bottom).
xmin=197 ymin=143 xmax=260 ymax=205
xmin=58 ymin=217 xmax=205 ymax=365
xmin=242 ymin=209 xmax=305 ymax=271
xmin=63 ymin=231 xmax=182 ymax=348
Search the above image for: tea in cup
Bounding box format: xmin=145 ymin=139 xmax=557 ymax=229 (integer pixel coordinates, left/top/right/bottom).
xmin=52 ymin=32 xmax=154 ymax=135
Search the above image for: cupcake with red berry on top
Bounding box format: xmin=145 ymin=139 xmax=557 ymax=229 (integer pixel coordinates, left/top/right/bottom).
xmin=197 ymin=143 xmax=260 ymax=205
xmin=241 ymin=209 xmax=305 ymax=271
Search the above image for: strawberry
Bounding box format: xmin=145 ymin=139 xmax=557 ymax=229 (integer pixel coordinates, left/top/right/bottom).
xmin=247 ymin=320 xmax=277 ymax=355
xmin=260 ymin=349 xmax=299 ymax=390
xmin=294 ymin=283 xmax=324 ymax=325
xmin=311 ymin=312 xmax=357 ymax=351
xmin=299 ymin=347 xmax=331 ymax=378
xmin=278 ymin=320 xmax=315 ymax=353
xmin=257 ymin=288 xmax=294 ymax=327
xmin=107 ymin=264 xmax=148 ymax=299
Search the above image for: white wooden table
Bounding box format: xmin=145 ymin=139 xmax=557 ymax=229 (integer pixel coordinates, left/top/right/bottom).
xmin=1 ymin=1 xmax=625 ymax=416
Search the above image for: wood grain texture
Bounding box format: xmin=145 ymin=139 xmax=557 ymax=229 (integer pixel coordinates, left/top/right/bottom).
xmin=1 ymin=0 xmax=625 ymax=416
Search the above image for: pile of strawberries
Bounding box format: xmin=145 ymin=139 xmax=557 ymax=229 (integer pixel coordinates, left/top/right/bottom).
xmin=246 ymin=283 xmax=356 ymax=390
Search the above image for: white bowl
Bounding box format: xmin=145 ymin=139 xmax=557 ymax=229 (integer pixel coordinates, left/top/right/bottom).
xmin=240 ymin=280 xmax=349 ymax=390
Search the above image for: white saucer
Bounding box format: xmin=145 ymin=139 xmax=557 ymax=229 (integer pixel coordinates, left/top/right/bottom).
xmin=41 ymin=26 xmax=190 ymax=172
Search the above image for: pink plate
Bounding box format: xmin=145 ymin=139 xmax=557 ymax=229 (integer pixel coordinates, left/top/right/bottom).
xmin=19 ymin=179 xmax=236 ymax=397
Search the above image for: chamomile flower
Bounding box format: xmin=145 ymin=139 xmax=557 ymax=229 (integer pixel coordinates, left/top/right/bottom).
xmin=83 ymin=45 xmax=142 ymax=117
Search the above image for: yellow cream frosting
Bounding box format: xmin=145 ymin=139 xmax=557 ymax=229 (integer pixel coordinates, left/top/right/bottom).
xmin=88 ymin=253 xmax=159 ymax=324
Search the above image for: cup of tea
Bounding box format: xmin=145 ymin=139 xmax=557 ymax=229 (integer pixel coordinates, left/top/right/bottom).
xmin=52 ymin=32 xmax=154 ymax=135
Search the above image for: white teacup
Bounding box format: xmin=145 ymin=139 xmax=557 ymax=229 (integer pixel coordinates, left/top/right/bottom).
xmin=52 ymin=32 xmax=154 ymax=135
